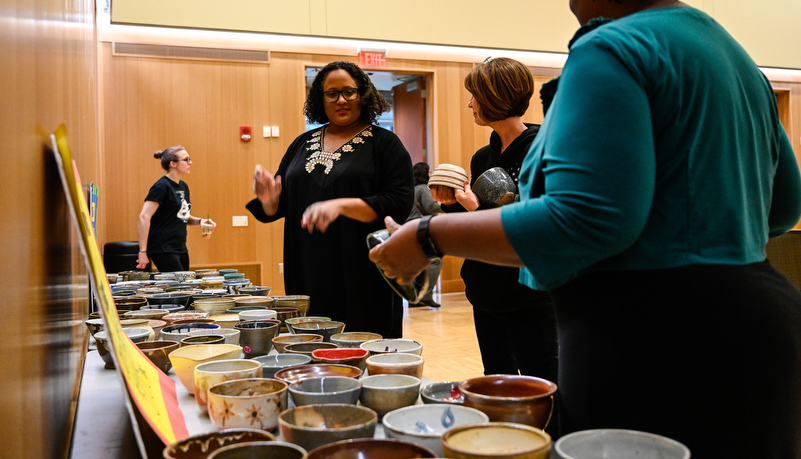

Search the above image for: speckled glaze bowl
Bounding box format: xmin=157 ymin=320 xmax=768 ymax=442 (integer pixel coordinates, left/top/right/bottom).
xmin=193 ymin=359 xmax=263 ymax=413
xmin=358 ymin=374 xmax=421 ymax=419
xmin=441 ymin=422 xmax=552 ymax=459
xmin=365 ymin=353 xmax=424 ymax=378
xmin=288 ymin=376 xmax=362 ymax=406
xmin=330 ymin=332 xmax=383 ymax=348
xmin=279 ymin=404 xmax=377 ymax=452
xmin=554 ymin=429 xmax=690 ymax=459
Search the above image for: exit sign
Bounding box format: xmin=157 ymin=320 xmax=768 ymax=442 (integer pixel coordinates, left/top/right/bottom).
xmin=360 ymin=51 xmax=386 ymax=68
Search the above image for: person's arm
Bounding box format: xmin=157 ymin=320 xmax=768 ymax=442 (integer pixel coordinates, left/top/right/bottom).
xmin=136 ymin=201 xmax=159 ymax=269
xmin=768 ymin=125 xmax=801 ymax=237
xmin=369 ymin=210 xmax=522 ymax=285
xmin=253 ymin=164 xmax=282 ymax=217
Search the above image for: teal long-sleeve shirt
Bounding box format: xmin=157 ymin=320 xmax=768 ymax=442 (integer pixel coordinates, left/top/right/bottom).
xmin=501 ymin=6 xmax=801 ymax=290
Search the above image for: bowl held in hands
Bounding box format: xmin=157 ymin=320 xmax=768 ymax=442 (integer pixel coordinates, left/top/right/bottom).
xmin=367 ymin=229 xmax=432 ymax=305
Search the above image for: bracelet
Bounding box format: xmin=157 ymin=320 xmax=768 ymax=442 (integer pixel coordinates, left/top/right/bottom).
xmin=139 ymin=250 xmax=147 ymax=253
xmin=416 ymin=215 xmax=443 ymax=260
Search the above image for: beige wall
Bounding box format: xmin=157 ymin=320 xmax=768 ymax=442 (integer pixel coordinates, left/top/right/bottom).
xmin=110 ymin=0 xmax=801 ymax=69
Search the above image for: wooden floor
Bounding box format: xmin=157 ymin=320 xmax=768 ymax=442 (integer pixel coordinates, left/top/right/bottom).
xmin=400 ymin=292 xmax=486 ymax=383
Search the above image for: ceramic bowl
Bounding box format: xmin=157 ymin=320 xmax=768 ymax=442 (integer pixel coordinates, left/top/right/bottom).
xmin=272 ymin=295 xmax=310 ymax=316
xmin=279 ymin=404 xmax=377 ymax=452
xmin=147 ymin=292 xmax=193 ymax=308
xmin=181 ymin=335 xmax=226 ymax=346
xmin=207 ymin=378 xmax=289 ymax=431
xmin=171 ymin=318 xmax=218 ymax=326
xmin=274 ymin=364 xmax=363 ymax=385
xmin=208 ymin=313 xmax=241 ymax=329
xmin=136 ymin=340 xmax=179 ymax=373
xmin=288 ymin=376 xmax=362 ymax=406
xmin=272 ymin=334 xmax=324 ymax=354
xmin=193 ymin=298 xmax=237 ymax=316
xmin=382 ymin=404 xmax=490 ymax=456
xmin=234 ymin=319 xmax=280 ymax=358
xmin=442 ymin=422 xmax=551 ymax=459
xmin=284 ymin=342 xmax=339 ymax=358
xmin=218 ymin=269 xmax=238 ymax=276
xmin=238 ymin=309 xmax=277 ymax=321
xmin=365 ymin=353 xmax=424 ymax=378
xmin=168 ymin=344 xmax=243 ymax=394
xmin=120 ymin=318 xmax=157 ymax=341
xmin=253 ymin=353 xmax=312 ymax=379
xmin=233 ymin=296 xmax=275 ymax=308
xmin=84 ymin=318 xmax=105 ymax=337
xmin=459 ymin=375 xmax=557 ymax=429
xmin=306 ymin=438 xmax=437 ymax=459
xmin=94 ymin=328 xmax=151 ymax=369
xmin=124 ymin=309 xmax=168 ymax=320
xmin=88 ymin=310 xmax=126 ymax=320
xmin=360 ymin=338 xmax=423 ymax=356
xmin=311 ymin=348 xmax=369 ymax=371
xmin=330 ymin=332 xmax=383 ymax=348
xmin=162 ymin=311 xmax=208 ymax=324
xmin=162 ymin=429 xmax=275 ymax=459
xmin=207 ymin=441 xmax=307 ymax=459
xmin=472 ymin=166 xmax=517 ymax=207
xmin=236 ymin=286 xmax=272 ymax=297
xmin=269 ymin=306 xmax=301 ymax=333
xmin=420 ymin=381 xmax=464 ymax=405
xmin=285 ymin=316 xmax=333 ymax=334
xmin=148 ymin=319 xmax=167 ymax=339
xmin=161 ymin=323 xmax=221 ymax=343
xmin=289 ymin=321 xmax=345 ymax=342
xmin=554 ymin=429 xmax=691 ymax=459
xmin=141 ymin=304 xmax=186 ymax=314
xmin=188 ymin=328 xmax=241 ymax=346
xmin=225 ymin=305 xmax=267 ymax=314
xmin=358 ymin=374 xmax=421 ymax=419
xmin=114 ymin=296 xmax=148 ymax=310
xmin=193 ymin=359 xmax=264 ymax=413
xmin=172 ymin=271 xmax=196 ymax=283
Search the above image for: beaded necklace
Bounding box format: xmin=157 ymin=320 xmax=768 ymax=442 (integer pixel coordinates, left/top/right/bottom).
xmin=305 ymin=126 xmax=372 ymax=174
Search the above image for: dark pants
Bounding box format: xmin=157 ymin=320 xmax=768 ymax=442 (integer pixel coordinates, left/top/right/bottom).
xmin=550 ymin=261 xmax=801 ymax=458
xmin=148 ymin=252 xmax=189 ymax=272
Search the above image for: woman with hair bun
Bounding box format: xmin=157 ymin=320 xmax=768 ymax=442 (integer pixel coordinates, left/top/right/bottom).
xmin=136 ymin=146 xmax=216 ymax=272
xmin=248 ymin=61 xmax=413 ymax=338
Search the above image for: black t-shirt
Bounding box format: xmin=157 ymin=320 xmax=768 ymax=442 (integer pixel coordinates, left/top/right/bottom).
xmin=145 ymin=176 xmax=191 ymax=254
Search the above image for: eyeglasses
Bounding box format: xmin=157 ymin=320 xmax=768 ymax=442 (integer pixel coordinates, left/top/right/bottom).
xmin=323 ymin=88 xmax=359 ymax=103
xmin=175 ymin=157 xmax=192 ymax=163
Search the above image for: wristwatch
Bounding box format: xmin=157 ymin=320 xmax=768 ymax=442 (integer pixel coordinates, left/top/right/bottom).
xmin=417 ymin=215 xmax=443 ymax=260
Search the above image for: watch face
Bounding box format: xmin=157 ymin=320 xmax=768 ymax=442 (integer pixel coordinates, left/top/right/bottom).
xmin=366 ymin=229 xmax=430 ymax=304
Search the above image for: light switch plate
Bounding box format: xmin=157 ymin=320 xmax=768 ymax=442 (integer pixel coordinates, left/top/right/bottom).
xmin=232 ymin=216 xmax=248 ymax=227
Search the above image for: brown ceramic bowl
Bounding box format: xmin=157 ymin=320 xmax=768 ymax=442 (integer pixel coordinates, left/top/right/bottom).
xmin=269 ymin=306 xmax=301 ymax=333
xmin=272 ymin=295 xmax=310 ymax=316
xmin=181 ymin=334 xmax=226 ymax=346
xmin=207 ymin=441 xmax=306 ymax=459
xmin=284 ymin=341 xmax=339 ymax=358
xmin=459 ymin=375 xmax=557 ymax=429
xmin=311 ymin=348 xmax=369 ymax=371
xmin=306 ymin=438 xmax=437 ymax=458
xmin=279 ymin=404 xmax=377 ymax=452
xmin=289 ymin=320 xmax=346 ymax=342
xmin=114 ymin=296 xmax=148 ymax=310
xmin=162 ymin=428 xmax=277 ymax=459
xmin=274 ymin=363 xmax=363 ymax=385
xmin=136 ymin=340 xmax=179 ymax=373
xmin=272 ymin=333 xmax=324 ymax=354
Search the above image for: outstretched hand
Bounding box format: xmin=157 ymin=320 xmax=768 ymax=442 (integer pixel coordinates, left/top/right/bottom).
xmin=368 ymin=216 xmax=430 ymax=285
xmin=253 ymin=164 xmax=282 ymax=210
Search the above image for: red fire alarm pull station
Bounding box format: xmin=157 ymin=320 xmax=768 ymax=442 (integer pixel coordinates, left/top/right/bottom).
xmin=240 ymin=125 xmax=251 ymax=142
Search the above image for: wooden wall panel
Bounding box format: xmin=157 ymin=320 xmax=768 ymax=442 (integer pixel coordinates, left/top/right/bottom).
xmin=1 ymin=0 xmax=98 ymax=457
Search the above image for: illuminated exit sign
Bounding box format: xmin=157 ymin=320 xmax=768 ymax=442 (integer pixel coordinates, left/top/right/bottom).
xmin=359 ymin=50 xmax=386 ymax=68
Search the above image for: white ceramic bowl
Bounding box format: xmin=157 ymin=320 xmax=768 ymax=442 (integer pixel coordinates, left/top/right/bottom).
xmin=207 ymin=378 xmax=289 ymax=431
xmin=382 ymin=404 xmax=490 ymax=456
xmin=238 ymin=309 xmax=277 ymax=321
xmin=288 ymin=376 xmax=362 ymax=406
xmin=360 ymin=338 xmax=423 ymax=356
xmin=554 ymin=429 xmax=691 ymax=459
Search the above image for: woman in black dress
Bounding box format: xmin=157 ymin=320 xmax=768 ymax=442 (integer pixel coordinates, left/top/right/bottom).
xmin=248 ymin=61 xmax=414 ymax=338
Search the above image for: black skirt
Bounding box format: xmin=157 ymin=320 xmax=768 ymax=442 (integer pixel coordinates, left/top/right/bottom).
xmin=550 ymin=260 xmax=801 ymax=458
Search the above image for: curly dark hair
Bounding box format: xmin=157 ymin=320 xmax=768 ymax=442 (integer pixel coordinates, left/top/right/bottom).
xmin=304 ymin=61 xmax=390 ymax=125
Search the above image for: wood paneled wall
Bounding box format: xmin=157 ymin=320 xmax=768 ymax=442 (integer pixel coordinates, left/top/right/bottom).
xmin=1 ymin=0 xmax=98 ymax=457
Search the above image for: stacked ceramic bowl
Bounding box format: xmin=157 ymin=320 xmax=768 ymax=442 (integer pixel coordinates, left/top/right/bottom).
xmin=429 ymin=163 xmax=468 ymax=190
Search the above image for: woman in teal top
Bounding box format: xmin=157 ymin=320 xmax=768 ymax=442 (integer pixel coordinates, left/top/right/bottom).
xmin=370 ymin=1 xmax=801 ymax=456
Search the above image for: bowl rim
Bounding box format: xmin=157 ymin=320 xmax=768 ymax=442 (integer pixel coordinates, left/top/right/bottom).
xmin=553 ymin=428 xmax=691 ymax=458
xmin=305 ymin=437 xmax=437 ymax=457
xmin=207 ymin=377 xmax=288 ymax=397
xmin=288 ymin=375 xmax=363 ymax=395
xmin=272 ymin=333 xmax=324 ymax=342
xmin=420 ymin=380 xmax=465 ymax=403
xmin=382 ymin=404 xmax=490 ymax=439
xmin=359 ymin=338 xmax=423 ymax=352
xmin=441 ymin=421 xmax=552 ymax=456
xmin=459 ymin=374 xmax=557 ymax=401
xmin=162 ymin=428 xmax=276 ymax=458
xmin=274 ymin=363 xmax=364 ymax=382
xmin=253 ymin=353 xmax=313 ymax=367
xmin=168 ymin=343 xmax=243 ymax=360
xmin=208 ymin=440 xmax=306 ymax=458
xmin=278 ymin=403 xmax=377 ymax=432
xmin=193 ymin=358 xmax=263 ymax=374
xmin=360 ymin=373 xmax=421 ymax=389
xmin=366 ymin=353 xmax=423 ymax=364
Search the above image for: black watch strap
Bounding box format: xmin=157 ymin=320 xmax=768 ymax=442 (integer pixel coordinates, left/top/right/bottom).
xmin=417 ymin=215 xmax=443 ymax=260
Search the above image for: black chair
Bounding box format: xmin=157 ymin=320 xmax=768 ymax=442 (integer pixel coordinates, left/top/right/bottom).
xmin=103 ymin=241 xmax=150 ymax=273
